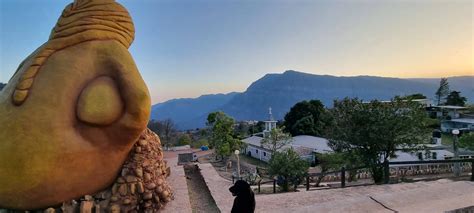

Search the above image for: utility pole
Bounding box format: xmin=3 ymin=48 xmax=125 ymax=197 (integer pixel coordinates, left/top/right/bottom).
xmin=234 ymin=150 xmax=241 ymax=179
xmin=452 ymin=129 xmax=460 ymax=177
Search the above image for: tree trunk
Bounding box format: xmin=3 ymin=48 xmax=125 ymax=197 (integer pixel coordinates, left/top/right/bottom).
xmin=315 ymin=175 xmax=325 ymax=187
xmin=371 ymin=166 xmax=384 ymax=184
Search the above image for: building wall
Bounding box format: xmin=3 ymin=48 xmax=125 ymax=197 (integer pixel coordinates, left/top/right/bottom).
xmin=441 ymin=121 xmax=474 ymax=133
xmin=244 ymin=145 xmax=272 ymax=162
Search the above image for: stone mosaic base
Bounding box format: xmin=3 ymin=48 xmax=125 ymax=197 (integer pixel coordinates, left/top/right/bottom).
xmin=0 ymin=129 xmax=173 ymax=213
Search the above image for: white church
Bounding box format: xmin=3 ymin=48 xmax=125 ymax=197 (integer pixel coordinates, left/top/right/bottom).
xmin=241 ymin=107 xmax=332 ymax=163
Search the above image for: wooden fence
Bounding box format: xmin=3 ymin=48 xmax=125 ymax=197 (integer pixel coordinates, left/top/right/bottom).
xmin=250 ymin=159 xmax=474 ymax=194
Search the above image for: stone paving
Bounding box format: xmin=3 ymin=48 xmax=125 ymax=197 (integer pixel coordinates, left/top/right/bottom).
xmin=199 ymin=163 xmax=235 ymax=213
xmin=161 ymin=157 xmax=192 ymax=213
xmin=198 ymin=162 xmax=474 ymax=213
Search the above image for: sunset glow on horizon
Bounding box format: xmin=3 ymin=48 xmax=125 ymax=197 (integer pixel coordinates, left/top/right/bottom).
xmin=1 ymin=0 xmax=472 ymax=103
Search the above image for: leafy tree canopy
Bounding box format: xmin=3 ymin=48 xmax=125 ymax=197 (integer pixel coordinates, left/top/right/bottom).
xmin=177 ymin=134 xmax=192 ymax=146
xmin=283 ymin=100 xmax=331 ymax=137
xmin=268 ymin=148 xmax=309 ymax=191
xmin=207 ymin=111 xmax=242 ymax=159
xmin=327 ymin=98 xmax=428 ymax=183
xmin=445 ymin=91 xmax=467 ymax=106
xmin=261 ymin=128 xmax=292 ymax=153
xmin=459 ymin=133 xmax=474 ymax=151
xmin=435 ymin=78 xmax=450 ymax=105
xmin=400 ymin=93 xmax=427 ymax=100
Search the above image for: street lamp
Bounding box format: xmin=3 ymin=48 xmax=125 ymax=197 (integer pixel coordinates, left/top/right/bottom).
xmin=234 ymin=150 xmax=241 ymax=179
xmin=452 ymin=129 xmax=460 ymax=177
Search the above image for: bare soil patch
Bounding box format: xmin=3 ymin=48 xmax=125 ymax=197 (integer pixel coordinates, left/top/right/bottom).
xmin=184 ymin=164 xmax=220 ymax=213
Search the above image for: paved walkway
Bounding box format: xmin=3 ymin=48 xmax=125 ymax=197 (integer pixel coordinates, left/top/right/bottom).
xmin=199 ymin=163 xmax=474 ymax=213
xmin=199 ymin=163 xmax=235 ymax=212
xmin=253 ymin=179 xmax=474 ymax=213
xmin=161 ymin=157 xmax=192 ymax=213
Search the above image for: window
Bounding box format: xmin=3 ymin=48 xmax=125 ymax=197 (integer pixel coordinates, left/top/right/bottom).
xmin=263 ymin=152 xmax=266 ymax=156
xmin=424 ymin=152 xmax=431 ymax=159
xmin=417 ymin=152 xmax=423 ymax=160
xmin=256 ymin=149 xmax=258 ymax=154
xmin=432 ymin=152 xmax=437 ymax=160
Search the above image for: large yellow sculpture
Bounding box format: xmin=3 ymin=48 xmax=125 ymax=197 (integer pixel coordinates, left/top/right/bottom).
xmin=0 ymin=0 xmax=160 ymax=210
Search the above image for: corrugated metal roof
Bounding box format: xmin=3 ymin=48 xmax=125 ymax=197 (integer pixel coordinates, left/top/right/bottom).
xmin=450 ymin=118 xmax=474 ymax=124
xmin=242 ymin=135 xmax=264 ymax=147
xmin=242 ymin=135 xmax=332 ymax=153
xmin=291 ymin=135 xmax=332 ymax=153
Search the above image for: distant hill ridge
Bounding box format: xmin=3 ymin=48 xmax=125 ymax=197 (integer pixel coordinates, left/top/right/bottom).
xmin=151 ymin=70 xmax=474 ymax=130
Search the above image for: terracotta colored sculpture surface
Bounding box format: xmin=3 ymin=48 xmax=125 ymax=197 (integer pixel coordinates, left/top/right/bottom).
xmin=0 ymin=129 xmax=173 ymax=213
xmin=0 ymin=0 xmax=153 ymax=210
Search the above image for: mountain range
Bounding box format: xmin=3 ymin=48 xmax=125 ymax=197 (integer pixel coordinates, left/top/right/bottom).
xmin=151 ymin=70 xmax=474 ymax=130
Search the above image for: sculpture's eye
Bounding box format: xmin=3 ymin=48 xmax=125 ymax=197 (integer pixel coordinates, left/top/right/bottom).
xmin=76 ymin=76 xmax=124 ymax=126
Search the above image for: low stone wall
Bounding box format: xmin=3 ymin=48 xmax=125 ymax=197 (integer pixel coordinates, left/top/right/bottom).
xmin=161 ymin=158 xmax=192 ymax=213
xmin=198 ymin=163 xmax=234 ymax=212
xmin=313 ymin=163 xmax=473 ymax=183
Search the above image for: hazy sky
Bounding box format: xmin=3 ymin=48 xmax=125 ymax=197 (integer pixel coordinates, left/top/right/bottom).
xmin=0 ymin=0 xmax=472 ymax=104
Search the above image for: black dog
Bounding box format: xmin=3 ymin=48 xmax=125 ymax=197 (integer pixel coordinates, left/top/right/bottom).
xmin=229 ymin=180 xmax=256 ymax=213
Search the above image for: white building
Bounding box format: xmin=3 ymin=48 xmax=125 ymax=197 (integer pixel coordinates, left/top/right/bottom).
xmin=242 ymin=135 xmax=331 ymax=162
xmin=242 ymin=136 xmax=273 ymax=162
xmin=242 ymin=108 xmax=332 ymax=163
xmin=428 ymin=105 xmax=467 ymax=120
xmin=390 ymin=144 xmax=474 ymax=165
xmin=263 ymin=107 xmax=277 ymax=137
xmin=242 ymin=106 xmax=474 ymax=164
xmin=441 ymin=118 xmax=474 ymax=133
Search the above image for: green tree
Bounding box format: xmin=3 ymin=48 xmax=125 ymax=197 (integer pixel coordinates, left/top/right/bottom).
xmin=283 ymin=100 xmax=331 ymax=137
xmin=328 ymin=98 xmax=427 ymax=184
xmin=314 ymin=152 xmax=345 ymax=186
xmin=207 ymin=111 xmax=241 ymax=160
xmin=248 ymin=121 xmax=265 ymax=135
xmin=234 ymin=122 xmax=250 ymax=139
xmin=459 ymin=133 xmax=474 ymax=151
xmin=177 ymin=134 xmax=192 ymax=146
xmin=261 ymin=128 xmax=292 ymax=153
xmin=435 ymin=78 xmax=450 ymax=105
xmin=401 ymin=93 xmax=426 ymax=100
xmin=268 ymin=148 xmax=309 ymax=192
xmin=193 ymin=139 xmax=209 ymax=149
xmin=467 ymin=104 xmax=474 ymax=114
xmin=445 ymin=91 xmax=467 ymax=106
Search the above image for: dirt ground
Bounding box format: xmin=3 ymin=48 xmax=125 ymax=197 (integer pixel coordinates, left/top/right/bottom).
xmin=163 ymin=149 xmax=213 ymax=159
xmin=183 ymin=164 xmax=220 ymax=213
xmin=198 ymin=152 xmax=270 ymax=182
